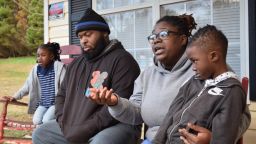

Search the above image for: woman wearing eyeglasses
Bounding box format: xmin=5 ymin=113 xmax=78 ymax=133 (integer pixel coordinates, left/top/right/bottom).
xmin=89 ymin=14 xmax=202 ymax=143
xmin=89 ymin=14 xmax=250 ymax=144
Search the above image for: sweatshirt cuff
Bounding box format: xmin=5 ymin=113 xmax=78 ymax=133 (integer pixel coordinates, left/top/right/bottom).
xmin=108 ymin=97 xmax=126 ymax=118
xmin=13 ymin=94 xmax=21 ymax=100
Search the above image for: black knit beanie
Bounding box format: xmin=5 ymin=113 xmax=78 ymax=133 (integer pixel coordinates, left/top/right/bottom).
xmin=75 ymin=8 xmax=110 ymax=36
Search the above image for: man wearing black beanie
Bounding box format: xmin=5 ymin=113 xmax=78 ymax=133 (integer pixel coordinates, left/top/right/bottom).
xmin=32 ymin=8 xmax=140 ymax=144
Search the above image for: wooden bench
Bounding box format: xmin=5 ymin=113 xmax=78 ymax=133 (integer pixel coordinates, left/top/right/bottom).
xmin=60 ymin=45 xmax=81 ymax=65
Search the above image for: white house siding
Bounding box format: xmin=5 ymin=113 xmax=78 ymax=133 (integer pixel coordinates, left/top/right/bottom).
xmin=45 ymin=0 xmax=69 ymax=46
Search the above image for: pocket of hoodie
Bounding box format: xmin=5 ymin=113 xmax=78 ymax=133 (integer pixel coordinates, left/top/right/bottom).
xmin=180 ymin=111 xmax=208 ymax=135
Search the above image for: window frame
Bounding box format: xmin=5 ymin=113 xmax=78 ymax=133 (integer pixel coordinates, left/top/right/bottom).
xmin=92 ymin=0 xmax=249 ymax=79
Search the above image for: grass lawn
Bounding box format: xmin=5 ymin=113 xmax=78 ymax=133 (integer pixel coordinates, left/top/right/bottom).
xmin=0 ymin=56 xmax=35 ymax=138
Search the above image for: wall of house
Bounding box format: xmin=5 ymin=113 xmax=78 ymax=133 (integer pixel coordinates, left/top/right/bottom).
xmin=45 ymin=0 xmax=69 ymax=46
xmin=44 ymin=0 xmax=250 ymax=92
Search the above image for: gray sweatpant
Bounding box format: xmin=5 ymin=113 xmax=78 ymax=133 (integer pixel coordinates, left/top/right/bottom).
xmin=32 ymin=120 xmax=140 ymax=144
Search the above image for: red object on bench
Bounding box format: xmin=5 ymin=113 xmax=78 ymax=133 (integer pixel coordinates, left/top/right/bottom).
xmin=60 ymin=45 xmax=81 ymax=65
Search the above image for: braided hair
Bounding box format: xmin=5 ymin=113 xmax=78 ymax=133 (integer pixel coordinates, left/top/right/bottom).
xmin=188 ymin=25 xmax=228 ymax=59
xmin=39 ymin=42 xmax=61 ymax=61
xmin=156 ymin=14 xmax=197 ymax=37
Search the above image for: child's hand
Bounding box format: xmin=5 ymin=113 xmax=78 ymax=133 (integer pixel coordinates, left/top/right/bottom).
xmin=89 ymin=87 xmax=118 ymax=106
xmin=179 ymin=123 xmax=211 ymax=144
xmin=1 ymin=96 xmax=16 ymax=102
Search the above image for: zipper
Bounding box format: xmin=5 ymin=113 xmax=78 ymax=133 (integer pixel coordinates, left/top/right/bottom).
xmin=168 ymin=86 xmax=207 ymax=138
xmin=168 ymin=72 xmax=238 ymax=142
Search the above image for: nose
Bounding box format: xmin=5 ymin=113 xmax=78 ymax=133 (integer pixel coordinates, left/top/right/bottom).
xmin=152 ymin=37 xmax=162 ymax=44
xmin=80 ymin=36 xmax=88 ymax=45
xmin=37 ymin=56 xmax=41 ymax=63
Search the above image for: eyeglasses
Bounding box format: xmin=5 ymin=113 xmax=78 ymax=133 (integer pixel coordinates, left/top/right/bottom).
xmin=147 ymin=30 xmax=180 ymax=44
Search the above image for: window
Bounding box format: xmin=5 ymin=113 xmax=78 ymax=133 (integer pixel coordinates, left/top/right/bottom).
xmin=94 ymin=0 xmax=241 ymax=75
xmin=161 ymin=0 xmax=240 ymax=75
xmin=213 ymin=0 xmax=240 ymax=76
xmin=96 ymin=0 xmax=153 ymax=10
xmin=103 ymin=8 xmax=153 ymax=70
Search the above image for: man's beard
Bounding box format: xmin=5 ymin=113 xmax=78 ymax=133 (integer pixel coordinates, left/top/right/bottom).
xmin=81 ymin=37 xmax=107 ymax=60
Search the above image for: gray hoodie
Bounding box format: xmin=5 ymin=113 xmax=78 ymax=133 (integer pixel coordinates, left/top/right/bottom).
xmin=109 ymin=53 xmax=251 ymax=142
xmin=109 ymin=53 xmax=193 ymax=141
xmin=14 ymin=61 xmax=66 ymax=114
xmin=153 ymin=72 xmax=251 ymax=144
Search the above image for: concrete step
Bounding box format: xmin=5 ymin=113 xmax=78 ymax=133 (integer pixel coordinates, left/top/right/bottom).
xmin=249 ymin=102 xmax=256 ymax=111
xmin=248 ymin=111 xmax=256 ymax=130
xmin=243 ymin=129 xmax=256 ymax=144
xmin=248 ymin=102 xmax=256 ymax=130
xmin=244 ymin=101 xmax=256 ymax=143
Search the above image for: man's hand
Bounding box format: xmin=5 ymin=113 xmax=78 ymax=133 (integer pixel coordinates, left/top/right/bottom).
xmin=89 ymin=87 xmax=118 ymax=106
xmin=179 ymin=123 xmax=211 ymax=144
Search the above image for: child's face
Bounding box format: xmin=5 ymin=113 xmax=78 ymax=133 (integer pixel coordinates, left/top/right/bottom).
xmin=186 ymin=46 xmax=213 ymax=80
xmin=37 ymin=48 xmax=54 ymax=68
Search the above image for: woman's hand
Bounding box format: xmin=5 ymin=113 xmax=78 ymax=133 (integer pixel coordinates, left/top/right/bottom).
xmin=89 ymin=87 xmax=118 ymax=106
xmin=179 ymin=123 xmax=211 ymax=144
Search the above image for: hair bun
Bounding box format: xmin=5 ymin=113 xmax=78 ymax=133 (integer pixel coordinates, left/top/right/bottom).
xmin=52 ymin=42 xmax=60 ymax=49
xmin=179 ymin=14 xmax=197 ymax=36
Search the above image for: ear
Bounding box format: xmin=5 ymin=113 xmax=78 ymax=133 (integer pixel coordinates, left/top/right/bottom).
xmin=50 ymin=54 xmax=54 ymax=60
xmin=185 ymin=46 xmax=192 ymax=57
xmin=103 ymin=32 xmax=108 ymax=38
xmin=180 ymin=35 xmax=188 ymax=46
xmin=209 ymin=51 xmax=219 ymax=62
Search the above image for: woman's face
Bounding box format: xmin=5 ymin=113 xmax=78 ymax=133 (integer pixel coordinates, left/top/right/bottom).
xmin=149 ymin=21 xmax=187 ymax=67
xmin=37 ymin=48 xmax=54 ymax=68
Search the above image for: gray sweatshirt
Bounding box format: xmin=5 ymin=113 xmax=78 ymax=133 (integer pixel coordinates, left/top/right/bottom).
xmin=153 ymin=72 xmax=251 ymax=144
xmin=14 ymin=61 xmax=66 ymax=114
xmin=109 ymin=53 xmax=193 ymax=141
xmin=109 ymin=52 xmax=251 ymax=141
